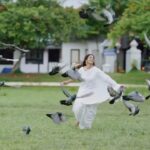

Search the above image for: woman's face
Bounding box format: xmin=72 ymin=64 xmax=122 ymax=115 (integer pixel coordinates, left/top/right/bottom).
xmin=86 ymin=55 xmax=95 ymax=65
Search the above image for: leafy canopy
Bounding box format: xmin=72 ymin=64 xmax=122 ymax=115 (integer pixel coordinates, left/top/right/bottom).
xmin=108 ymin=0 xmax=150 ymax=43
xmin=0 ymin=0 xmax=87 ymax=48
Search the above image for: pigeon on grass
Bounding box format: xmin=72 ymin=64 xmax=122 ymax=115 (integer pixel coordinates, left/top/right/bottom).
xmin=22 ymin=126 xmax=31 ymax=135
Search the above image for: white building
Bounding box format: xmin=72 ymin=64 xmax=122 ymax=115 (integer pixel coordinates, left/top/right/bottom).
xmin=0 ymin=38 xmax=119 ymax=73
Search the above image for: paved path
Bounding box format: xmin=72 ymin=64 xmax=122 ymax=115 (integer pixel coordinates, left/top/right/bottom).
xmin=5 ymin=82 xmax=147 ymax=88
xmin=5 ymin=82 xmax=79 ymax=87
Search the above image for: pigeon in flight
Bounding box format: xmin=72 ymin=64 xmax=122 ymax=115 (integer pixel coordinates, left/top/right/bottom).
xmin=46 ymin=112 xmax=66 ymax=124
xmin=146 ymin=79 xmax=150 ymax=90
xmin=49 ymin=63 xmax=83 ymax=81
xmin=122 ymin=100 xmax=140 ymax=116
xmin=90 ymin=12 xmax=106 ymax=22
xmin=123 ymin=80 xmax=150 ymax=101
xmin=0 ymin=55 xmax=18 ymax=62
xmin=83 ymin=7 xmax=107 ymax=22
xmin=122 ymin=91 xmax=145 ymax=102
xmin=60 ymin=84 xmax=93 ymax=106
xmin=108 ymin=85 xmax=125 ymax=104
xmin=101 ymin=8 xmax=114 ymax=24
xmin=48 ymin=63 xmax=67 ymax=75
xmin=61 ymin=67 xmax=83 ymax=81
xmin=79 ymin=8 xmax=89 ymax=19
xmin=79 ymin=5 xmax=115 ymax=24
xmin=100 ymin=4 xmax=116 ymax=24
xmin=146 ymin=95 xmax=150 ymax=100
xmin=105 ymin=4 xmax=116 ymax=18
xmin=144 ymin=32 xmax=150 ymax=47
xmin=145 ymin=79 xmax=150 ymax=99
xmin=48 ymin=66 xmax=60 ymax=75
xmin=60 ymin=85 xmax=77 ymax=106
xmin=79 ymin=6 xmax=100 ymax=19
xmin=0 ymin=81 xmax=5 ymax=87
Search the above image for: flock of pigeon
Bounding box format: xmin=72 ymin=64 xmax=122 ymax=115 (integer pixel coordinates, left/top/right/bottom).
xmin=0 ymin=60 xmax=149 ymax=134
xmin=79 ymin=4 xmax=150 ymax=47
xmin=1 ymin=4 xmax=150 ymax=132
xmin=46 ymin=63 xmax=150 ymax=125
xmin=107 ymin=82 xmax=150 ymax=116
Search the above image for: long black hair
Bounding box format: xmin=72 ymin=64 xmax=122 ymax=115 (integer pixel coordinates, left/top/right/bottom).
xmin=82 ymin=54 xmax=95 ymax=66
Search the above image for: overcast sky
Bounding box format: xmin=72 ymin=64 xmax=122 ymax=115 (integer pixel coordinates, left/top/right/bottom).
xmin=12 ymin=0 xmax=89 ymax=8
xmin=60 ymin=0 xmax=89 ymax=8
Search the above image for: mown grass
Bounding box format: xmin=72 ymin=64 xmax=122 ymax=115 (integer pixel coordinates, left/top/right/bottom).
xmin=0 ymin=86 xmax=150 ymax=150
xmin=109 ymin=70 xmax=150 ymax=84
xmin=0 ymin=70 xmax=149 ymax=84
xmin=0 ymin=73 xmax=65 ymax=82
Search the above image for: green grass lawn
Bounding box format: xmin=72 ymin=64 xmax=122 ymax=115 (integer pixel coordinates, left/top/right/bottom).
xmin=0 ymin=73 xmax=66 ymax=82
xmin=0 ymin=70 xmax=149 ymax=84
xmin=0 ymin=86 xmax=150 ymax=150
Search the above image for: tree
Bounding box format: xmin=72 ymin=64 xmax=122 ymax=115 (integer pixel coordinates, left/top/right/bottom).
xmin=108 ymin=0 xmax=150 ymax=45
xmin=0 ymin=1 xmax=87 ymax=49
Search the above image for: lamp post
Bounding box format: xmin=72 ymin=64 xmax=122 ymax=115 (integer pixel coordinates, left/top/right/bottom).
xmin=36 ymin=37 xmax=43 ymax=73
xmin=115 ymin=42 xmax=121 ymax=72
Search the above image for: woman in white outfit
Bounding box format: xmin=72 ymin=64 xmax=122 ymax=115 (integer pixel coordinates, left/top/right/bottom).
xmin=62 ymin=54 xmax=121 ymax=129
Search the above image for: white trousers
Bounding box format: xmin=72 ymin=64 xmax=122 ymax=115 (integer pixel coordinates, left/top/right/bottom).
xmin=72 ymin=100 xmax=97 ymax=129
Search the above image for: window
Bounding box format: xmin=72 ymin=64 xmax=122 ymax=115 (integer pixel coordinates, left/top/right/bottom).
xmin=48 ymin=49 xmax=60 ymax=62
xmin=26 ymin=49 xmax=43 ymax=64
xmin=0 ymin=48 xmax=13 ymax=64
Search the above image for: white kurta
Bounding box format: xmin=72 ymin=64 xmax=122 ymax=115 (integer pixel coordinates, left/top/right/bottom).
xmin=76 ymin=66 xmax=120 ymax=104
xmin=72 ymin=66 xmax=120 ymax=129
